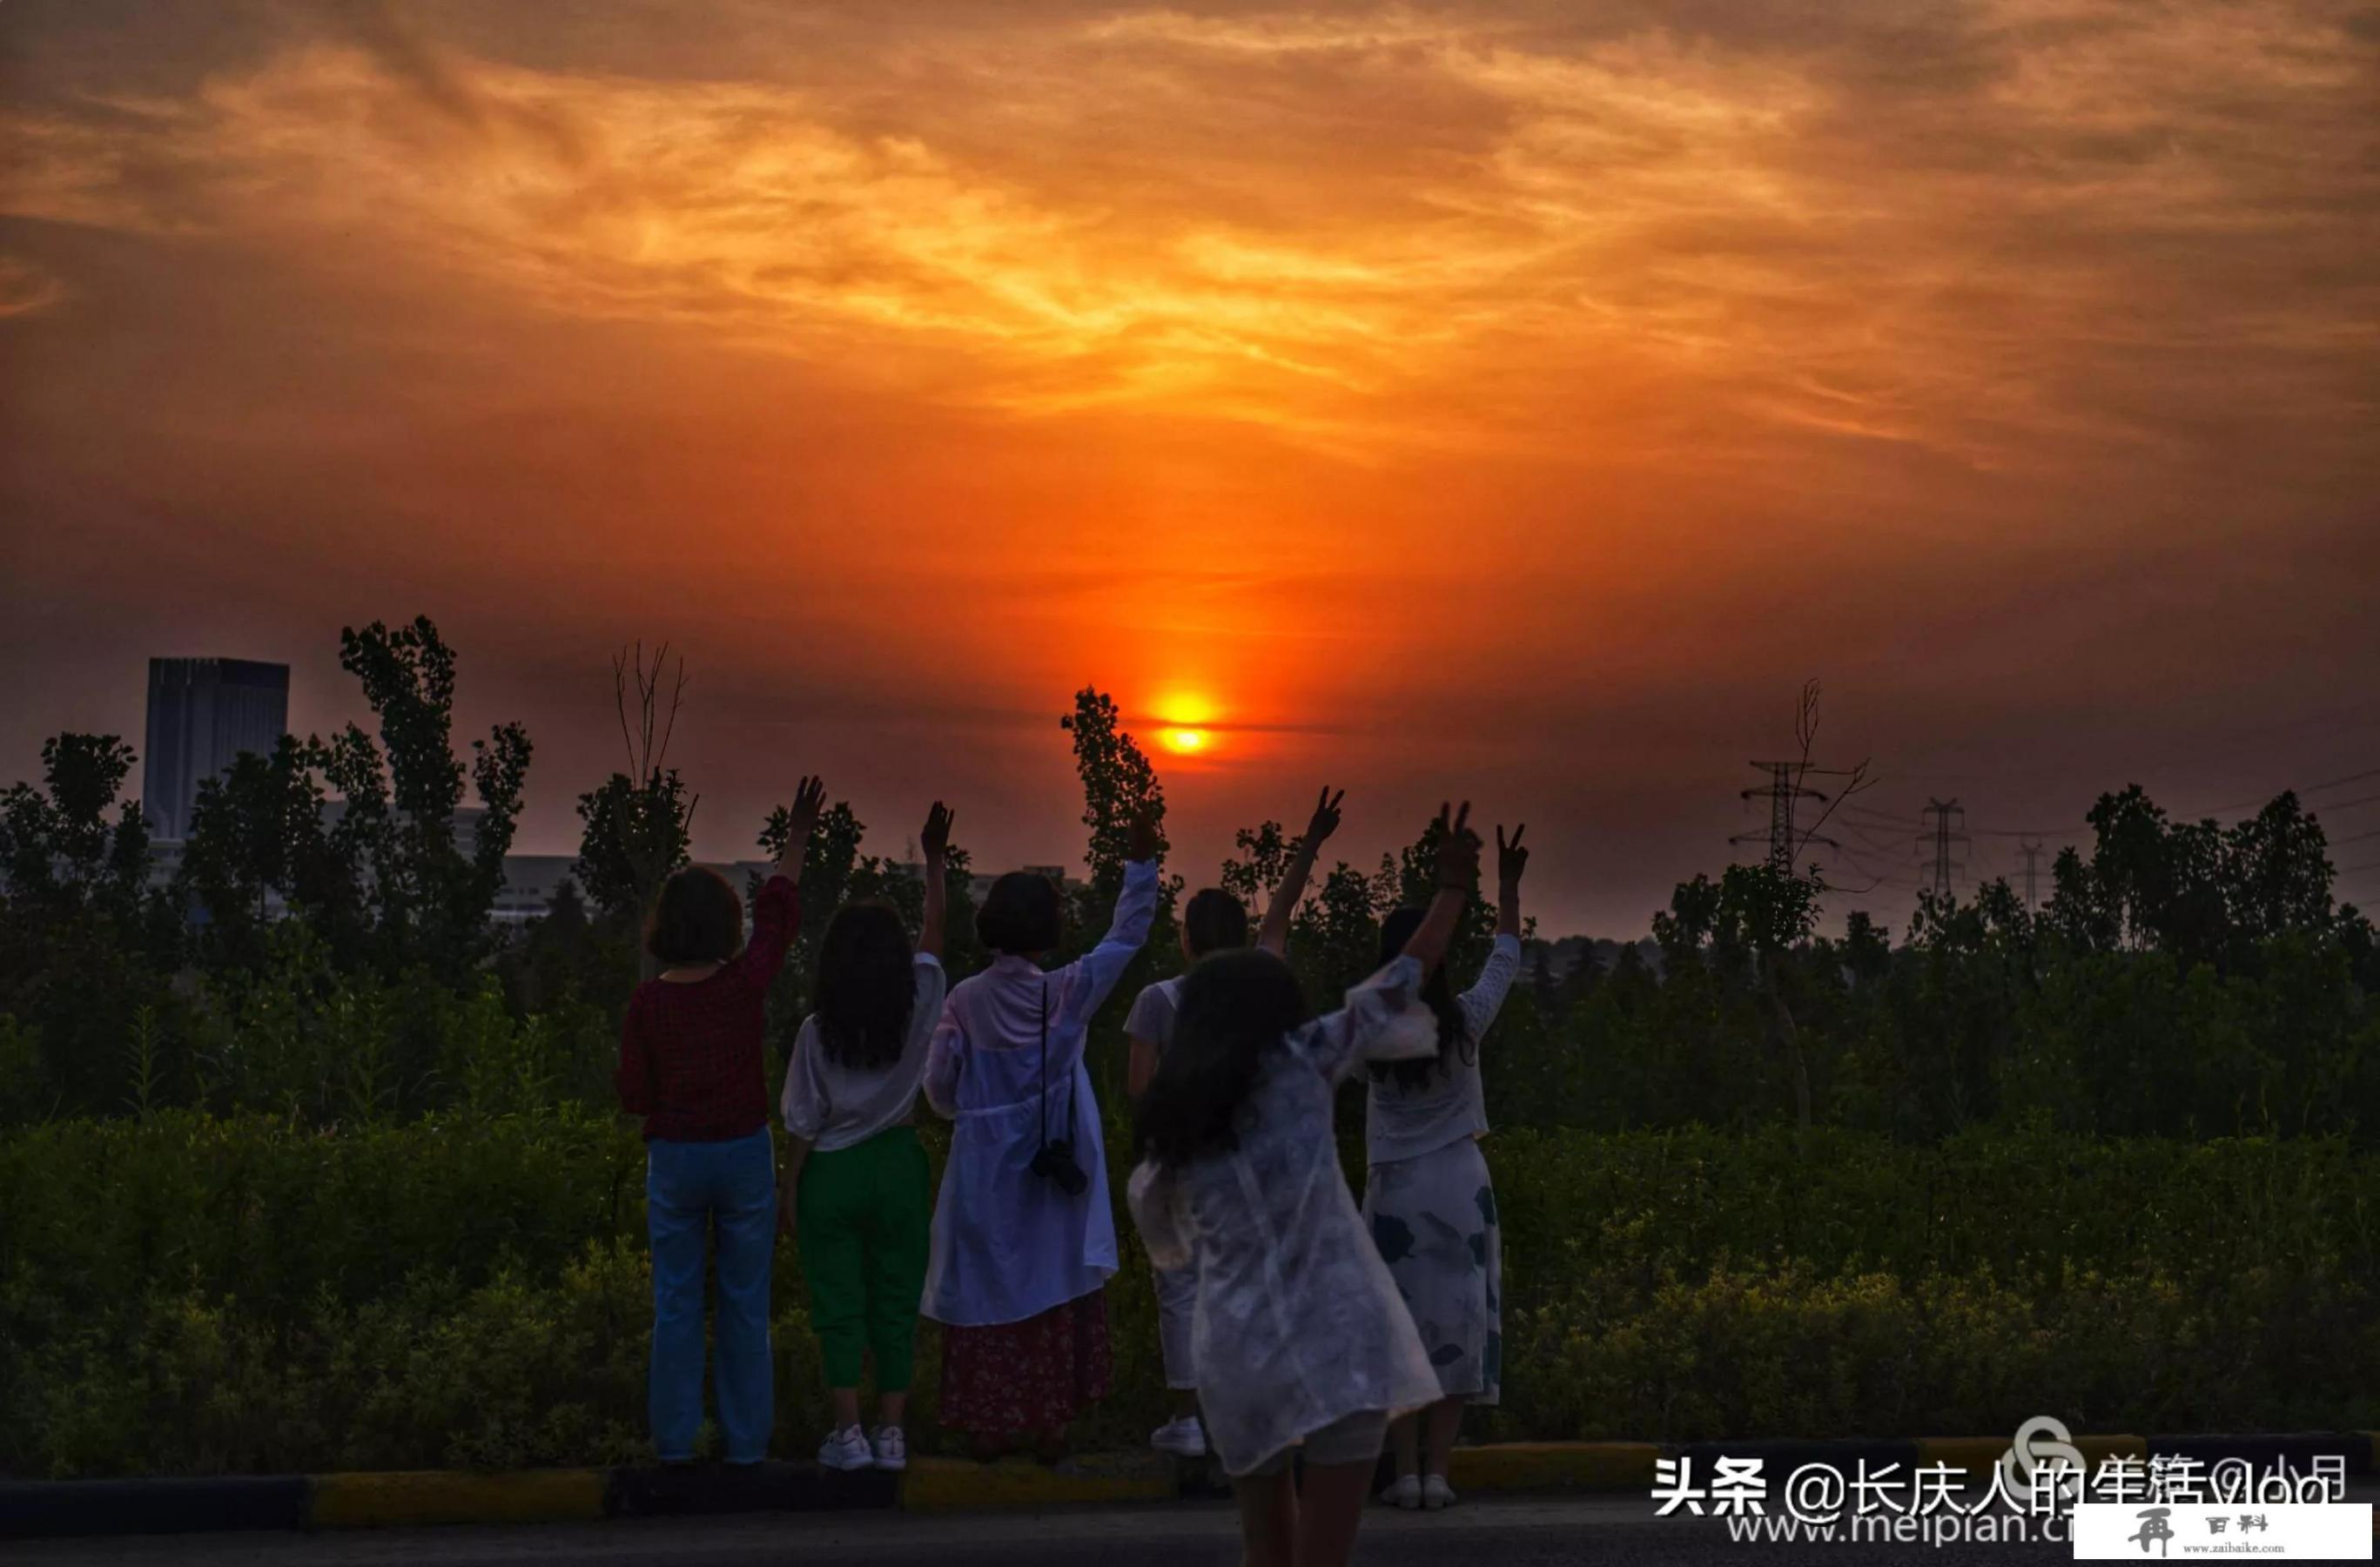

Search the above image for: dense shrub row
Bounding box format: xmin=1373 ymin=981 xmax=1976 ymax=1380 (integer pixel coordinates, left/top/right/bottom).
xmin=5 ymin=1111 xmax=2372 ymax=1476
xmin=5 ymin=628 xmax=2375 ymax=1476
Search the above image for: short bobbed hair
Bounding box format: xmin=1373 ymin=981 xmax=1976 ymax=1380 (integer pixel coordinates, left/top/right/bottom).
xmin=646 ymin=866 xmax=744 ymax=966
xmin=1182 ymin=887 xmax=1249 ymax=958
xmin=977 ymin=871 xmax=1062 ymax=955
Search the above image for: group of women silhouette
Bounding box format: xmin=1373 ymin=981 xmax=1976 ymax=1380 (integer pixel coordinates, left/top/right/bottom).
xmin=616 ymin=776 xmax=1529 ymax=1567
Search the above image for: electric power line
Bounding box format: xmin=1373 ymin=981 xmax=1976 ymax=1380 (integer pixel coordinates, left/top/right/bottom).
xmin=1917 ymin=798 xmax=1967 ymax=897
xmin=2179 ymin=766 xmax=2380 ymax=820
xmin=1856 ymin=784 xmax=2380 ymax=844
xmin=1731 ymin=759 xmax=1839 ymax=875
xmin=1826 ymin=842 xmax=1921 ymax=891
xmin=2015 ymin=839 xmax=2047 ymax=910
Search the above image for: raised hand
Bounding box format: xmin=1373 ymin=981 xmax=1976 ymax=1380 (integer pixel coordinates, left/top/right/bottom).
xmin=1305 ymin=786 xmax=1346 ymax=846
xmin=1399 ymin=801 xmax=1482 ymax=972
xmin=1496 ymin=824 xmax=1529 ymax=889
xmin=918 ymin=800 xmax=952 ymax=958
xmin=772 ymin=774 xmax=829 ymax=880
xmin=1258 ymin=786 xmax=1344 ymax=957
xmin=788 ymin=775 xmax=827 ymax=841
xmin=1431 ymin=801 xmax=1482 ymax=892
xmin=1125 ymin=802 xmax=1164 ymax=864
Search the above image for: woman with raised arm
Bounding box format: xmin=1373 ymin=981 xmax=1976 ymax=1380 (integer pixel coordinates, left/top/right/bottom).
xmin=778 ymin=801 xmax=954 ymax=1475
xmin=617 ymin=774 xmax=824 ymax=1466
xmin=1128 ymin=805 xmax=1484 ymax=1567
xmin=921 ymin=805 xmax=1164 ymax=1459
xmin=1365 ymin=822 xmax=1529 ymax=1510
xmin=1124 ymin=785 xmax=1343 ymax=1460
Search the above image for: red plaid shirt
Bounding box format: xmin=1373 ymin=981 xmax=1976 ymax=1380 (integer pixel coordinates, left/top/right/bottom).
xmin=616 ymin=874 xmax=800 ymax=1142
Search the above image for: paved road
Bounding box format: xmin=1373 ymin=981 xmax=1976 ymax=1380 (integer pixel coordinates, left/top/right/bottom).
xmin=5 ymin=1493 xmax=2097 ymax=1566
xmin=24 ymin=1480 xmax=2380 ymax=1565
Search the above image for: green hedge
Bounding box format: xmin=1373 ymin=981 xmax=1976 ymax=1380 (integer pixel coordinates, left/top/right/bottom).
xmin=3 ymin=1113 xmax=2374 ymax=1476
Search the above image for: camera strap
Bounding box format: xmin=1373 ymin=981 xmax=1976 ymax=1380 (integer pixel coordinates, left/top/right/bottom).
xmin=1036 ymin=979 xmax=1075 ymax=1157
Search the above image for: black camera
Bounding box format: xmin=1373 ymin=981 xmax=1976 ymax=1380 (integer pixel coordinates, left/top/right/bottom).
xmin=1031 ymin=1138 xmax=1089 ymax=1196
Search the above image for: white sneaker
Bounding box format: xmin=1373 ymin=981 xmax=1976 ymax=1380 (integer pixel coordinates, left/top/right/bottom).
xmin=871 ymin=1424 xmax=908 ymax=1471
xmin=817 ymin=1424 xmax=874 ymax=1470
xmin=1379 ymin=1473 xmax=1422 ymax=1510
xmin=1422 ymin=1474 xmax=1458 ymax=1510
xmin=1149 ymin=1415 xmax=1207 ymax=1458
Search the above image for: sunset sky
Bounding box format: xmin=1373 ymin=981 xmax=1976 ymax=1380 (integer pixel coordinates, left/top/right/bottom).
xmin=3 ymin=0 xmax=2376 ymax=935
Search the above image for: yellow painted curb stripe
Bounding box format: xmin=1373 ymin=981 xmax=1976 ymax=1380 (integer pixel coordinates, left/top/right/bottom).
xmin=1451 ymin=1443 xmax=1661 ymax=1491
xmin=899 ymin=1456 xmax=1174 ymax=1513
xmin=2068 ymin=1433 xmax=2148 ymax=1470
xmin=308 ymin=1469 xmax=607 ymax=1528
xmin=1913 ymin=1436 xmax=2008 ymax=1476
xmin=1913 ymin=1435 xmax=2147 ymax=1476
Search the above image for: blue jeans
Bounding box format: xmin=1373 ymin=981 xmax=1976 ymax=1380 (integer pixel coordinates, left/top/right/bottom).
xmin=647 ymin=1129 xmax=776 ymax=1463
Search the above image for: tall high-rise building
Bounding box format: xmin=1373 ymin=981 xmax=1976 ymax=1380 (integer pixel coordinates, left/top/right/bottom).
xmin=142 ymin=657 xmax=290 ymax=840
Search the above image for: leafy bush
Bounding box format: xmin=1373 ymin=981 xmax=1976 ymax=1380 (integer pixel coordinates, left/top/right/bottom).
xmin=3 ymin=1112 xmax=2373 ymax=1476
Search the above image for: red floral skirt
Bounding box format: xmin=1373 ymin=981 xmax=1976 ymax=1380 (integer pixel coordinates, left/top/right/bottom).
xmin=937 ymin=1289 xmax=1112 ymax=1437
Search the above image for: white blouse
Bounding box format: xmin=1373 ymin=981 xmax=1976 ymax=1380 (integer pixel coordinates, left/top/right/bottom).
xmin=1127 ymin=956 xmax=1448 ymax=1474
xmin=780 ymin=954 xmax=948 ymax=1153
xmin=919 ymin=858 xmax=1158 ymax=1327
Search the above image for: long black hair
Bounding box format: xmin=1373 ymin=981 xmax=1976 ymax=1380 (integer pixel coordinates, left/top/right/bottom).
xmin=813 ymin=902 xmax=917 ymax=1070
xmin=1135 ymin=948 xmax=1310 ymax=1169
xmin=1368 ymin=905 xmax=1470 ymax=1091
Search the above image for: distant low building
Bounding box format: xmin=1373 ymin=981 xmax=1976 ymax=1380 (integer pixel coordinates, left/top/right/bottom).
xmin=142 ymin=657 xmax=289 ymax=841
xmin=492 ymin=854 xmax=775 ymax=930
xmin=493 ymin=853 xmax=579 ymax=926
xmin=968 ymin=864 xmax=1079 ymax=903
xmin=1522 ymin=934 xmax=1664 ymax=986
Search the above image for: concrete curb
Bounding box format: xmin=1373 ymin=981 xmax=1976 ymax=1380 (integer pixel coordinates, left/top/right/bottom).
xmin=1449 ymin=1440 xmax=1662 ymax=1492
xmin=3 ymin=1433 xmax=2371 ymax=1539
xmin=0 ymin=1476 xmax=309 ymax=1538
xmin=1912 ymin=1433 xmax=2146 ymax=1476
xmin=608 ymin=1461 xmax=898 ymax=1517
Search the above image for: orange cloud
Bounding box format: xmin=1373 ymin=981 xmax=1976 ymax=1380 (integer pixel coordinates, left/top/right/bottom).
xmin=9 ymin=4 xmax=2372 ymax=485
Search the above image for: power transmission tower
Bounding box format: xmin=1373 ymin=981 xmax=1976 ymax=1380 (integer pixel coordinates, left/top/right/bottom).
xmin=2016 ymin=838 xmax=2045 ymax=910
xmin=1915 ymin=798 xmax=1968 ymax=897
xmin=1732 ymin=761 xmax=1839 ymax=874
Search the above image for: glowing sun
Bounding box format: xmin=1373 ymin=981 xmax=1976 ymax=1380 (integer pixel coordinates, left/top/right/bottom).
xmin=1161 ymin=728 xmax=1210 ymax=755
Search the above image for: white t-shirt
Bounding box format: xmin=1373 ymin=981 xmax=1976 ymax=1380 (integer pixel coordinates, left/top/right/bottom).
xmin=1362 ymin=933 xmax=1523 ymax=1166
xmin=781 ymin=953 xmax=948 ymax=1153
xmin=1123 ymin=974 xmax=1187 ymax=1051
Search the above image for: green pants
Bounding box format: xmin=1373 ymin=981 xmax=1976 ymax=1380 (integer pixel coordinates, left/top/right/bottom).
xmin=797 ymin=1125 xmax=931 ymax=1391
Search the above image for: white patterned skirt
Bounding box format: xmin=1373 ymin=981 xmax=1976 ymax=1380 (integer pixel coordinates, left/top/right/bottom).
xmin=1361 ymin=1136 xmax=1500 ymax=1404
